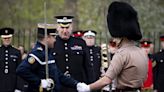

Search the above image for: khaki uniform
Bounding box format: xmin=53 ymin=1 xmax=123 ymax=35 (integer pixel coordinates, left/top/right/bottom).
xmin=105 ymin=40 xmax=148 ymax=89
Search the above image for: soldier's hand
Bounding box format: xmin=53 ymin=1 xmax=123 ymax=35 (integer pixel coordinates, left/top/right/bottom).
xmin=76 ymin=82 xmax=90 ymax=92
xmin=46 ymin=78 xmax=55 ymax=91
xmin=41 ymin=78 xmax=54 ymax=91
xmin=14 ymin=89 xmax=21 ymax=92
xmin=153 ymin=89 xmax=158 ymax=92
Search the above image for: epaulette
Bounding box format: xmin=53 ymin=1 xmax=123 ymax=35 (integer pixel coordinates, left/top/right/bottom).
xmin=29 ymin=53 xmax=55 ymax=65
xmin=37 ymin=47 xmax=43 ymax=51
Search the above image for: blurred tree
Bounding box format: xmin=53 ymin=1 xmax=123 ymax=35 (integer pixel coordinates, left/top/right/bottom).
xmin=0 ymin=0 xmax=65 ymax=29
xmin=0 ymin=0 xmax=163 ymax=32
xmin=0 ymin=0 xmax=163 ymax=50
xmin=64 ymin=0 xmax=78 ymax=29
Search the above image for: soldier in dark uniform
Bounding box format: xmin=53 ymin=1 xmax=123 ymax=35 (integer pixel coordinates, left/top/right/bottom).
xmin=0 ymin=27 xmax=22 ymax=92
xmin=82 ymin=30 xmax=101 ymax=92
xmin=153 ymin=35 xmax=164 ymax=92
xmin=16 ymin=23 xmax=85 ymax=92
xmin=53 ymin=16 xmax=90 ymax=92
xmin=82 ymin=30 xmax=101 ymax=83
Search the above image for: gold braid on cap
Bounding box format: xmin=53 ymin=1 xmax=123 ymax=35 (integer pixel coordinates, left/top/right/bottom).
xmin=59 ymin=23 xmax=70 ymax=27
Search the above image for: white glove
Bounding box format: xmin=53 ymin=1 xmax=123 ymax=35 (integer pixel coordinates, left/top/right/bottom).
xmin=77 ymin=82 xmax=90 ymax=92
xmin=41 ymin=78 xmax=54 ymax=91
xmin=14 ymin=89 xmax=21 ymax=92
xmin=154 ymin=90 xmax=158 ymax=92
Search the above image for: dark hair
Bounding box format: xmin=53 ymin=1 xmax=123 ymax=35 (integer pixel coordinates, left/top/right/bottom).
xmin=37 ymin=34 xmax=45 ymax=41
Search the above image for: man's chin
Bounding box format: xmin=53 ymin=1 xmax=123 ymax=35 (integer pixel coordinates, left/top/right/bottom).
xmin=86 ymin=42 xmax=94 ymax=46
xmin=49 ymin=45 xmax=54 ymax=48
xmin=4 ymin=43 xmax=10 ymax=46
xmin=62 ymin=36 xmax=70 ymax=40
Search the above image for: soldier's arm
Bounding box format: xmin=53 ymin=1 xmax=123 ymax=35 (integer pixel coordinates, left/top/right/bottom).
xmin=57 ymin=65 xmax=79 ymax=88
xmin=83 ymin=41 xmax=91 ymax=83
xmin=153 ymin=55 xmax=158 ymax=90
xmin=98 ymin=47 xmax=102 ymax=77
xmin=16 ymin=56 xmax=41 ymax=88
xmin=16 ymin=50 xmax=23 ymax=90
xmin=89 ymin=76 xmax=112 ymax=91
xmin=89 ymin=51 xmax=125 ymax=90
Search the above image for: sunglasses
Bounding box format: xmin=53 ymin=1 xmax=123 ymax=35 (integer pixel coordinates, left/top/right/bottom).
xmin=61 ymin=26 xmax=69 ymax=29
xmin=85 ymin=36 xmax=95 ymax=39
xmin=50 ymin=35 xmax=56 ymax=38
xmin=3 ymin=37 xmax=11 ymax=39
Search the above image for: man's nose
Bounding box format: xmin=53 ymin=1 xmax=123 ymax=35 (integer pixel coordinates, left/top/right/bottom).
xmin=63 ymin=28 xmax=68 ymax=31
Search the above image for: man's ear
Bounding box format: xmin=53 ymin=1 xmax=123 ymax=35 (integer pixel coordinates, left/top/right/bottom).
xmin=70 ymin=23 xmax=73 ymax=29
xmin=56 ymin=24 xmax=60 ymax=32
xmin=68 ymin=24 xmax=73 ymax=33
xmin=46 ymin=36 xmax=50 ymax=41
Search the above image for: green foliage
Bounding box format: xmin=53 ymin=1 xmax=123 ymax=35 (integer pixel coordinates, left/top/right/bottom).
xmin=0 ymin=0 xmax=65 ymax=29
xmin=0 ymin=0 xmax=163 ymax=31
xmin=0 ymin=0 xmax=163 ymax=48
xmin=130 ymin=0 xmax=164 ymax=33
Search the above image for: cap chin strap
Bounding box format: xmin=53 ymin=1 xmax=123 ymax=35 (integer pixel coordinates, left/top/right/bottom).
xmin=117 ymin=38 xmax=123 ymax=48
xmin=113 ymin=37 xmax=123 ymax=48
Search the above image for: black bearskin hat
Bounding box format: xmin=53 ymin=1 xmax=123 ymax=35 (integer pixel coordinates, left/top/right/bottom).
xmin=107 ymin=1 xmax=142 ymax=41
